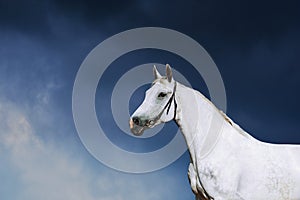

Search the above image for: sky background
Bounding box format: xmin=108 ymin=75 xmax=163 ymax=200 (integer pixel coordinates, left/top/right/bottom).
xmin=0 ymin=0 xmax=299 ymax=199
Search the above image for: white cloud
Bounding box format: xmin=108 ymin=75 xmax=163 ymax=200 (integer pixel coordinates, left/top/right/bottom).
xmin=0 ymin=28 xmax=193 ymax=200
xmin=0 ymin=100 xmax=189 ymax=200
xmin=0 ymin=101 xmax=97 ymax=200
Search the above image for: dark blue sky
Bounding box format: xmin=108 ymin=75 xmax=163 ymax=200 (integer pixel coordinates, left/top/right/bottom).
xmin=0 ymin=0 xmax=299 ymax=199
xmin=2 ymin=0 xmax=299 ymax=141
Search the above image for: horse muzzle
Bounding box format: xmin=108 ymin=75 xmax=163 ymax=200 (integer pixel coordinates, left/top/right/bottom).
xmin=129 ymin=117 xmax=154 ymax=136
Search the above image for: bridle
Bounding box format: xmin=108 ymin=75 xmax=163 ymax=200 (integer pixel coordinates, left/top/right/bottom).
xmin=149 ymin=81 xmax=214 ymax=200
xmin=149 ymin=81 xmax=177 ymax=126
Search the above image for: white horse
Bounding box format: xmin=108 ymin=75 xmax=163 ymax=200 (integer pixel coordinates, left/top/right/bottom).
xmin=129 ymin=64 xmax=300 ymax=200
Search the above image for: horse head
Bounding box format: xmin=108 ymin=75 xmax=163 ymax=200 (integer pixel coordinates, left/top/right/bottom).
xmin=129 ymin=64 xmax=177 ymax=136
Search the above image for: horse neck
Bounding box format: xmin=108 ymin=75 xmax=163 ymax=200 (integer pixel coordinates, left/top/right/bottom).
xmin=175 ymin=83 xmax=223 ymax=162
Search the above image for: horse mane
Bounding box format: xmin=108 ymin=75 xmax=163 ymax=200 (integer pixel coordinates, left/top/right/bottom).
xmin=219 ymin=110 xmax=233 ymax=126
xmin=219 ymin=110 xmax=255 ymax=140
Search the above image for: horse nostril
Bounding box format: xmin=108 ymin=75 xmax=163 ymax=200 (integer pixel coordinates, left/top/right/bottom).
xmin=132 ymin=117 xmax=141 ymax=126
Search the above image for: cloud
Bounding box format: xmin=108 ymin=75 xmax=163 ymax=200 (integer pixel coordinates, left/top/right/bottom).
xmin=0 ymin=100 xmax=97 ymax=200
xmin=0 ymin=32 xmax=191 ymax=200
xmin=0 ymin=99 xmax=191 ymax=200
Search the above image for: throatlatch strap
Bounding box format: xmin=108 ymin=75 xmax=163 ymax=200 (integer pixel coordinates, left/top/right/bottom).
xmin=165 ymin=82 xmax=177 ymax=116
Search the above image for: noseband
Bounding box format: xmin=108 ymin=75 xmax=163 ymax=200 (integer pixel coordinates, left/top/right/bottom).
xmin=149 ymin=81 xmax=177 ymax=126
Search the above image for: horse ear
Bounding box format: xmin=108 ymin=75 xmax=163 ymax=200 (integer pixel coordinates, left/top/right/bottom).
xmin=153 ymin=65 xmax=162 ymax=79
xmin=166 ymin=64 xmax=173 ymax=82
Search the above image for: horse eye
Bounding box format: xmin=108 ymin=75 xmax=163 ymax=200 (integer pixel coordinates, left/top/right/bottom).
xmin=158 ymin=92 xmax=167 ymax=98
